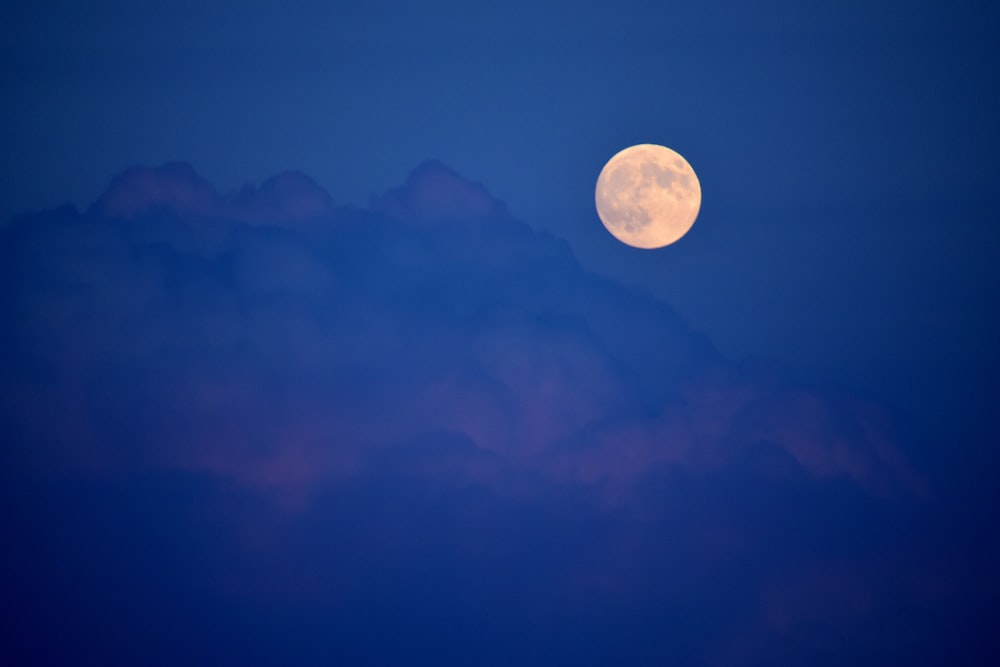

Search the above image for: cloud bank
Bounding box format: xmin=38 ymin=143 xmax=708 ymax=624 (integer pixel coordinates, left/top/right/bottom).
xmin=2 ymin=162 xmax=989 ymax=666
xmin=0 ymin=160 xmax=918 ymax=499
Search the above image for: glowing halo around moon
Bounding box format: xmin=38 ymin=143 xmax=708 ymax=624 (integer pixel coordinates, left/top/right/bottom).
xmin=595 ymin=144 xmax=702 ymax=249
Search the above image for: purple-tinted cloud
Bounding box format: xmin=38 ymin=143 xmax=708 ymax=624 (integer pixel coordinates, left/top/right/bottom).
xmin=2 ymin=162 xmax=982 ymax=666
xmin=95 ymin=161 xmax=334 ymax=226
xmin=1 ymin=161 xmax=919 ymax=503
xmin=371 ymin=160 xmax=508 ymax=225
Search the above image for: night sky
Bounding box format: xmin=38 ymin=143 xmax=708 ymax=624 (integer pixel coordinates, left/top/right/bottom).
xmin=2 ymin=1 xmax=999 ymax=665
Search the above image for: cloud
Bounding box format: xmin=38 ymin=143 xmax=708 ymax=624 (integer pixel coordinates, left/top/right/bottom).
xmin=1 ymin=161 xmax=972 ymax=666
xmin=94 ymin=161 xmax=334 ymax=226
xmin=94 ymin=162 xmax=222 ymax=220
xmin=0 ymin=161 xmax=920 ymax=501
xmin=370 ymin=160 xmax=508 ymax=225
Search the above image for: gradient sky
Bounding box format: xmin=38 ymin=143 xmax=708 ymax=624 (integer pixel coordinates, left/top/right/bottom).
xmin=2 ymin=1 xmax=999 ymax=665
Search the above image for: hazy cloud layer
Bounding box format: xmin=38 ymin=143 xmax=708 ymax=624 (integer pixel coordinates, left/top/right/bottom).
xmin=1 ymin=163 xmax=988 ymax=665
xmin=1 ymin=161 xmax=918 ymax=499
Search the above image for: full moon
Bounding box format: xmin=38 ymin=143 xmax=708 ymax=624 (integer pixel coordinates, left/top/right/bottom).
xmin=595 ymin=144 xmax=702 ymax=249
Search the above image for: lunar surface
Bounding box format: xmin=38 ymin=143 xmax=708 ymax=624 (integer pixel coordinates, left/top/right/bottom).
xmin=595 ymin=144 xmax=702 ymax=249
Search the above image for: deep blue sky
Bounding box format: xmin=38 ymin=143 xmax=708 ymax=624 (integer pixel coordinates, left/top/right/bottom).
xmin=2 ymin=1 xmax=999 ymax=664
